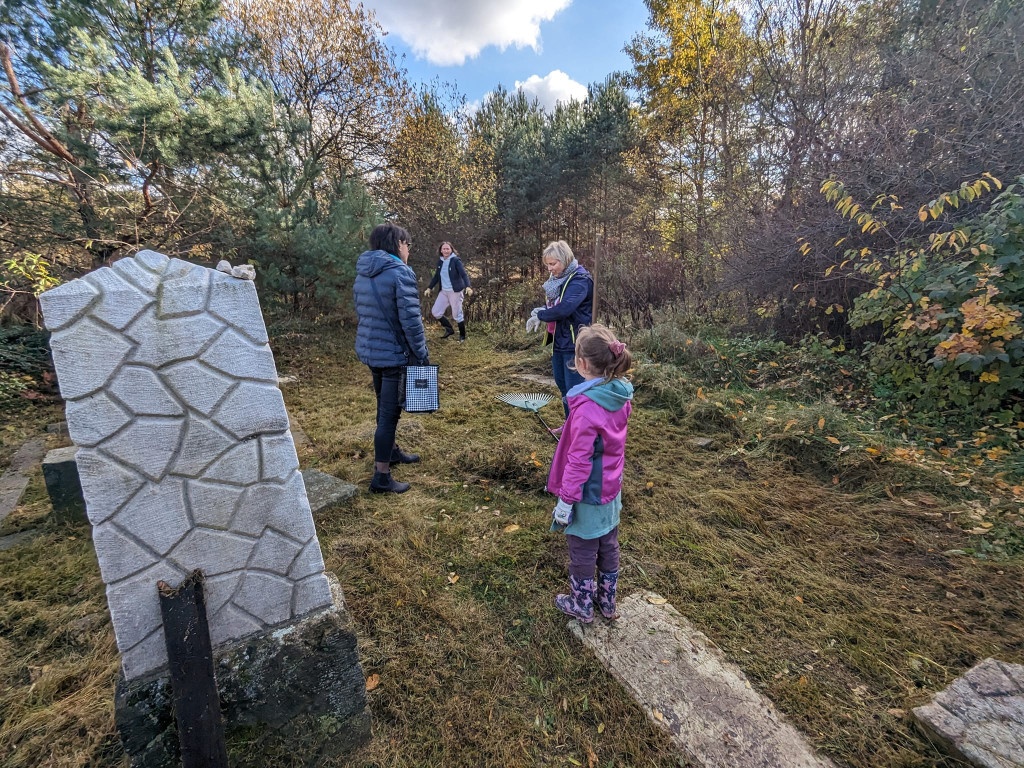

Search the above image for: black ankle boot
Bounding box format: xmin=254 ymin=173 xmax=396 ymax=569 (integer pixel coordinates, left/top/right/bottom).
xmin=439 ymin=317 xmax=455 ymax=338
xmin=457 ymin=321 xmax=466 ymax=342
xmin=389 ymin=445 xmax=420 ymax=465
xmin=369 ymin=471 xmax=410 ymax=494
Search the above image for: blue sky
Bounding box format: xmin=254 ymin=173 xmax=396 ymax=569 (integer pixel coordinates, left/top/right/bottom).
xmin=360 ymin=0 xmax=651 ymax=111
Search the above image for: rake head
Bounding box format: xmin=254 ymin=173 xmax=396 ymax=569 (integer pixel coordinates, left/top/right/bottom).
xmin=495 ymin=392 xmax=555 ymax=413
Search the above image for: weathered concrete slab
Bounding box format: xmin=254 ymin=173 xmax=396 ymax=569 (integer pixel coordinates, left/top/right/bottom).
xmin=7 ymin=436 xmax=48 ymax=473
xmin=0 ymin=436 xmax=47 ymax=524
xmin=0 ymin=474 xmax=31 ymax=524
xmin=570 ymin=591 xmax=836 ymax=768
xmin=0 ymin=528 xmax=40 ymax=551
xmin=913 ymin=658 xmax=1024 ymax=768
xmin=43 ymin=446 xmax=86 ymax=521
xmin=287 ymin=409 xmax=311 ymax=453
xmin=301 ymin=469 xmax=357 ymax=513
xmin=514 ymin=373 xmax=558 ymax=389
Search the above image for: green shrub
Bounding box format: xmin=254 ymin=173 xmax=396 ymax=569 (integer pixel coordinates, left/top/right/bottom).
xmin=824 ymin=175 xmax=1024 ymax=422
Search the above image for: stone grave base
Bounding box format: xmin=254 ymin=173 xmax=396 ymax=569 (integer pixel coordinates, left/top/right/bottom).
xmin=115 ymin=574 xmax=370 ymax=767
xmin=913 ymin=657 xmax=1024 ymax=768
xmin=301 ymin=469 xmax=357 ymax=513
xmin=42 ymin=446 xmax=85 ymax=522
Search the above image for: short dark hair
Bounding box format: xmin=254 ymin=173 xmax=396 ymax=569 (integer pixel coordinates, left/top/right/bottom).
xmin=369 ymin=223 xmax=411 ymax=257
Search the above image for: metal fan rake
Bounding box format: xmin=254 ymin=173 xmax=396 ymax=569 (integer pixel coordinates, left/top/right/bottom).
xmin=495 ymin=392 xmax=559 ymax=442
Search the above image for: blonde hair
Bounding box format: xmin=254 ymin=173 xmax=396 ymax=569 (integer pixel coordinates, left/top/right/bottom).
xmin=575 ymin=324 xmax=631 ymax=381
xmin=542 ymin=240 xmax=575 ymax=270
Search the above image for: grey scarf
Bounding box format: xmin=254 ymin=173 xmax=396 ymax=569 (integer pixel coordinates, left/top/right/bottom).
xmin=542 ymin=258 xmax=579 ymax=303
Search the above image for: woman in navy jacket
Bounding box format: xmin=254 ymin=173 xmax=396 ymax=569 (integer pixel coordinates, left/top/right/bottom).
xmin=525 ymin=240 xmax=593 ymax=416
xmin=353 ymin=223 xmax=429 ymax=494
xmin=423 ymin=241 xmax=472 ymax=342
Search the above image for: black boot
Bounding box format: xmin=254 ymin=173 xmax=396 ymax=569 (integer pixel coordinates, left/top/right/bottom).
xmin=439 ymin=317 xmax=455 ymax=338
xmin=369 ymin=471 xmax=410 ymax=494
xmin=457 ymin=320 xmax=466 ymax=342
xmin=389 ymin=445 xmax=420 ymax=465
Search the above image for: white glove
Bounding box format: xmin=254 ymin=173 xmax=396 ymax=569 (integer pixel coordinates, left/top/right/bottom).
xmin=423 ymin=287 xmax=432 ymax=297
xmin=464 ymin=287 xmax=473 ymax=297
xmin=553 ymin=498 xmax=574 ymax=526
xmin=526 ymin=306 xmax=545 ymax=333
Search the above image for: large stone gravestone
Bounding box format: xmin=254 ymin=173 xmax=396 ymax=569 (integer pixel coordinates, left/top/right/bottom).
xmin=39 ymin=251 xmax=369 ymax=764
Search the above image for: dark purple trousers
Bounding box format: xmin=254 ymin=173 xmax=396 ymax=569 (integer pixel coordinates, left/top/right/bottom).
xmin=566 ymin=527 xmax=620 ymax=580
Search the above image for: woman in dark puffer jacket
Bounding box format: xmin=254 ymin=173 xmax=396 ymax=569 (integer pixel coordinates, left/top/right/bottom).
xmin=353 ymin=223 xmax=429 ymax=494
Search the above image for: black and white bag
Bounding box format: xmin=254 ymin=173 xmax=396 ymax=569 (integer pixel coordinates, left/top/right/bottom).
xmin=403 ymin=364 xmax=439 ymax=413
xmin=370 ymin=278 xmax=439 ymax=413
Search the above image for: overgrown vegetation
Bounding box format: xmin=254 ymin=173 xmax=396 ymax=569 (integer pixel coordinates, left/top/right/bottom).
xmin=2 ymin=325 xmax=1022 ymax=767
xmin=2 ymin=0 xmax=1023 ymax=763
xmin=815 ymin=175 xmax=1024 ymax=422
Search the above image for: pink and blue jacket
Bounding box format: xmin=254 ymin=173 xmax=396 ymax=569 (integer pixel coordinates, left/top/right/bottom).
xmin=547 ymin=377 xmax=633 ymax=505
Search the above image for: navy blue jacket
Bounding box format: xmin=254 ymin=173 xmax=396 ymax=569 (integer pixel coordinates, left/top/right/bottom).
xmin=427 ymin=254 xmax=471 ymax=293
xmin=353 ymin=250 xmax=429 ymax=367
xmin=537 ymin=265 xmax=593 ymax=353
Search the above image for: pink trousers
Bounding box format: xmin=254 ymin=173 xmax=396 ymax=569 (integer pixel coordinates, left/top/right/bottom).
xmin=431 ymin=289 xmax=464 ymax=322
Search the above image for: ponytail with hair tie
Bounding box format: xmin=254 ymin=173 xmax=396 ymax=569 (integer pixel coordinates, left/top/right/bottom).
xmin=575 ymin=324 xmax=632 ymax=381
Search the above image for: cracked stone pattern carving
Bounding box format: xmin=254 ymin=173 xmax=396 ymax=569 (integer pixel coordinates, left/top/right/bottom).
xmin=39 ymin=251 xmax=331 ymax=682
xmin=913 ymin=658 xmax=1024 ymax=768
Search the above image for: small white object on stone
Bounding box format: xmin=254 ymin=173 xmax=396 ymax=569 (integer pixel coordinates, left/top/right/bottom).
xmin=216 ymin=259 xmax=233 ymax=274
xmin=231 ymin=264 xmax=256 ymax=281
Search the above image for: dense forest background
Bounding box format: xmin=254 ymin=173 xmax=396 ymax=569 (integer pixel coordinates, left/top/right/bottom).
xmin=2 ymin=0 xmax=1023 ymax=421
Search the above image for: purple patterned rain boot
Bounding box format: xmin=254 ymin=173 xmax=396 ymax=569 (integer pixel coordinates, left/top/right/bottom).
xmin=554 ymin=575 xmax=595 ymax=623
xmin=596 ymin=571 xmax=620 ymax=620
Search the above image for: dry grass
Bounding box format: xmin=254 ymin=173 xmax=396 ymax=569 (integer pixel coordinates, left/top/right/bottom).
xmin=1 ymin=323 xmax=1022 ymax=767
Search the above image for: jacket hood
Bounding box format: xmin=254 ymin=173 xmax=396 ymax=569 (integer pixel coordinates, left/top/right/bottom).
xmin=581 ymin=377 xmax=633 ymax=411
xmin=357 ymin=249 xmax=404 ymax=278
xmin=568 ymin=263 xmax=591 ymax=280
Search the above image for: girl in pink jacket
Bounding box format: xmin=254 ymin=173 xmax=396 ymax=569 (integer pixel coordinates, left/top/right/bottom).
xmin=547 ymin=324 xmax=633 ymax=622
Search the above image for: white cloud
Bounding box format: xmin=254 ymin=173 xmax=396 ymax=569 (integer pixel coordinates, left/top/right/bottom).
xmin=364 ymin=0 xmax=572 ymax=66
xmin=459 ymin=98 xmax=483 ymax=121
xmin=515 ymin=70 xmax=588 ymax=111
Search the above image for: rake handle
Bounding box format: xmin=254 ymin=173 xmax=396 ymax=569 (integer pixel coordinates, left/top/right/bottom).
xmin=535 ymin=411 xmax=559 ymax=442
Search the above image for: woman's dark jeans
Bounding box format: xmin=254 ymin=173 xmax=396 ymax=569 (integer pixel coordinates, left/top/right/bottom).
xmin=551 ymin=350 xmax=585 ymax=417
xmin=370 ymin=366 xmax=405 ymax=463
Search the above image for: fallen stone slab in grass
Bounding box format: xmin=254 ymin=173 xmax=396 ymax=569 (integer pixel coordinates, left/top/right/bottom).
xmin=1 ymin=436 xmax=47 ymax=524
xmin=287 ymin=409 xmax=311 ymax=453
xmin=6 ymin=436 xmax=47 ymax=473
xmin=913 ymin=658 xmax=1024 ymax=768
xmin=301 ymin=469 xmax=358 ymax=513
xmin=513 ymin=373 xmax=559 ymax=390
xmin=0 ymin=528 xmax=40 ymax=551
xmin=570 ymin=590 xmax=837 ymax=768
xmin=0 ymin=474 xmax=31 ymax=524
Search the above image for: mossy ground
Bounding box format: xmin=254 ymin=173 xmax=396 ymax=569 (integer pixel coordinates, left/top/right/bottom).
xmin=1 ymin=322 xmax=1022 ymax=767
